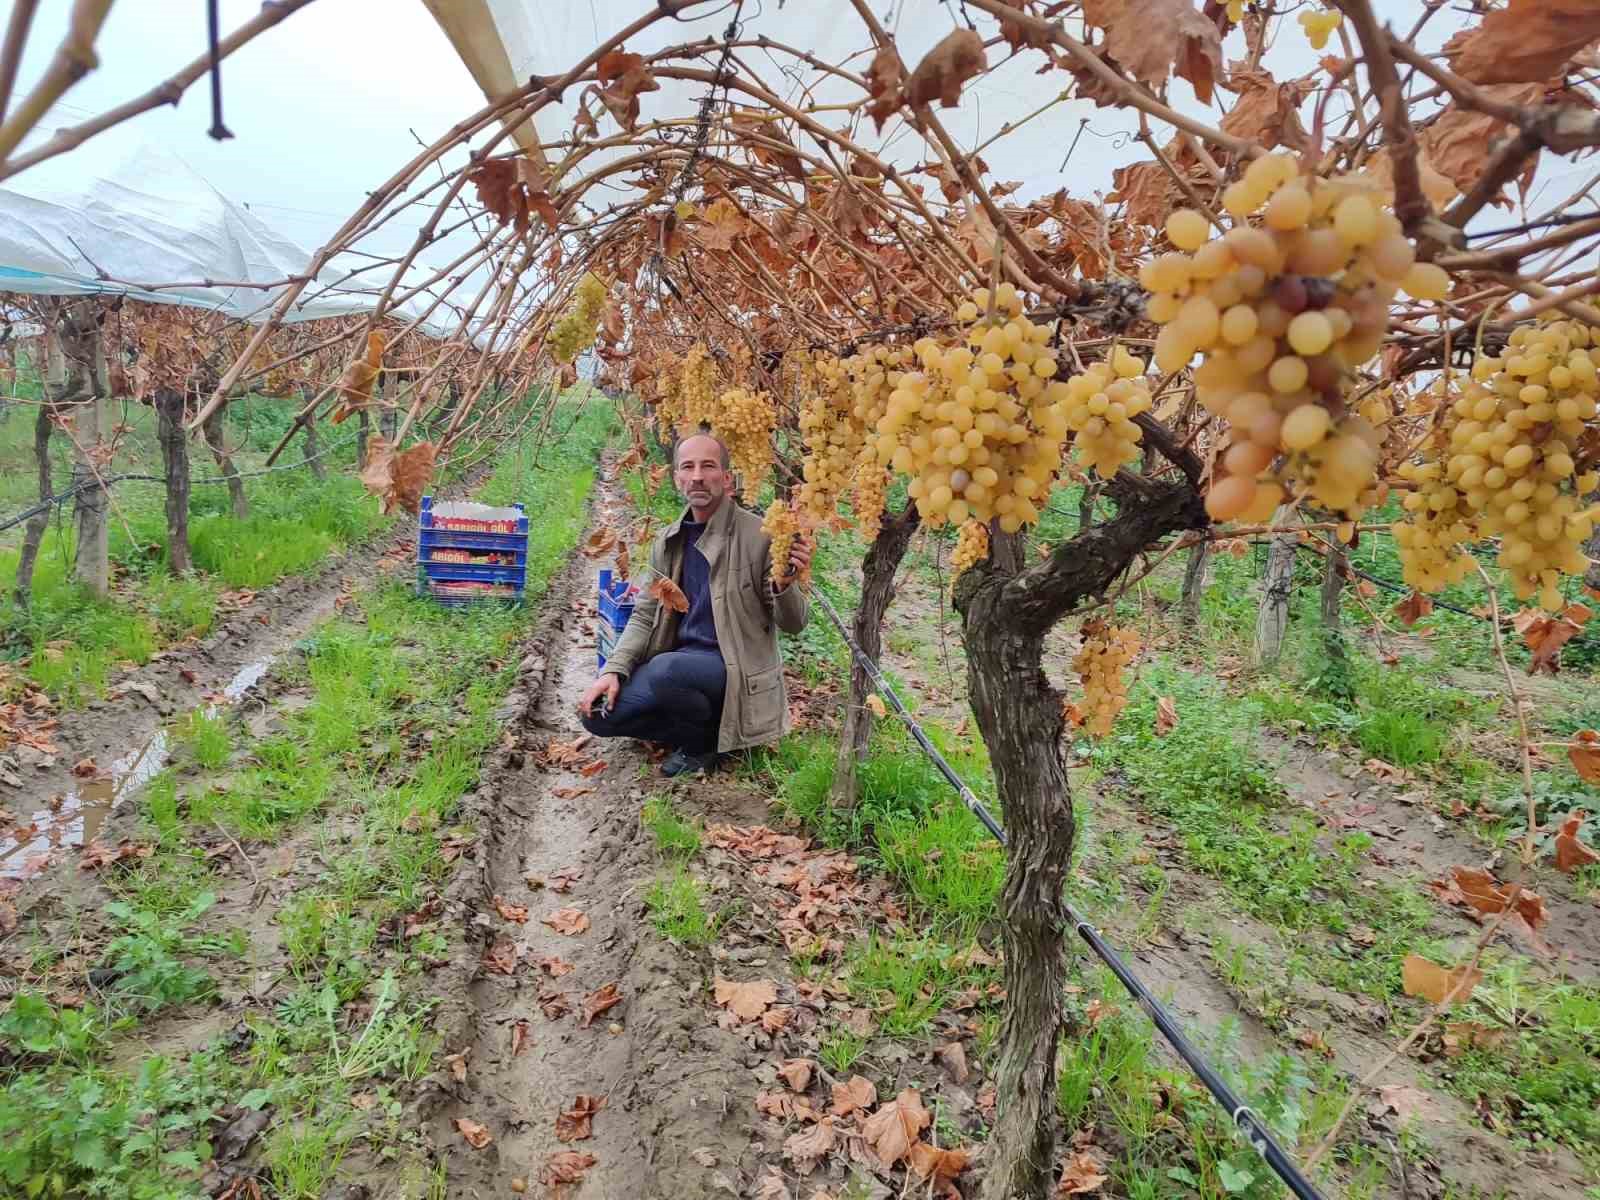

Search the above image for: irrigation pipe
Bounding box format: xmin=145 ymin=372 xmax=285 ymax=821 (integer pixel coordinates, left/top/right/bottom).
xmin=803 ymin=581 xmax=1329 ymax=1200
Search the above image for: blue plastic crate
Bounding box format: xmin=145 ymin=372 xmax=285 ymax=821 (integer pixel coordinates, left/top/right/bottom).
xmin=420 ymin=560 xmax=527 ymax=587
xmin=420 ymin=528 xmax=530 ymax=555
xmin=419 ymin=494 xmax=528 ymax=537
xmin=597 ymin=568 xmax=636 ymax=669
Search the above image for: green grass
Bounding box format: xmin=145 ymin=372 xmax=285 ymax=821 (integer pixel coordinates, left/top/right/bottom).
xmin=642 ymin=794 xmax=702 ymax=856
xmin=644 ymin=868 xmax=720 ymax=946
xmin=0 ymin=396 xmax=617 ymax=1197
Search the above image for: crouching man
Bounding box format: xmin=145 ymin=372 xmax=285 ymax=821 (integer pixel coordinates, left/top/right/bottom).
xmin=575 ymin=430 xmax=812 ymax=776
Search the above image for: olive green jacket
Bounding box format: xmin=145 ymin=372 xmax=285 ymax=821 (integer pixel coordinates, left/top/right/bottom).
xmin=601 ymin=499 xmax=808 ymax=752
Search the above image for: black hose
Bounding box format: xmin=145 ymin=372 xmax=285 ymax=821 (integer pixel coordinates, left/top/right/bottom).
xmin=804 ymin=582 xmax=1329 ymax=1200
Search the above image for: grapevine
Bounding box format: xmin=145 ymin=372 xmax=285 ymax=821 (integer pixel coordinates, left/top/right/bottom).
xmin=762 ymin=501 xmax=799 ymax=586
xmin=1061 ymin=347 xmax=1152 ymax=478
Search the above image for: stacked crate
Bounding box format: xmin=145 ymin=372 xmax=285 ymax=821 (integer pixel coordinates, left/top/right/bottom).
xmin=416 ymin=495 xmax=528 ymax=607
xmin=596 ymin=568 xmax=636 ymax=669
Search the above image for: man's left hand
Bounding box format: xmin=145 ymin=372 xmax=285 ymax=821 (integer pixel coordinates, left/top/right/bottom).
xmin=778 ymin=532 xmax=813 ymax=590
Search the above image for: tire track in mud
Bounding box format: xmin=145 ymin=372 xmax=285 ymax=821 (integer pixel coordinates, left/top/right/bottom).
xmin=428 ymin=467 xmax=763 ymax=1198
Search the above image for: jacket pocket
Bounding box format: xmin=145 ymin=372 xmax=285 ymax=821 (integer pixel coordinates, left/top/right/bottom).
xmin=739 ymin=665 xmax=784 ymax=738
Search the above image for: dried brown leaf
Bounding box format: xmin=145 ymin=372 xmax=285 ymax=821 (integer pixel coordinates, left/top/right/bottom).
xmin=555 ymin=1093 xmax=607 ymax=1143
xmin=1082 ymin=0 xmax=1222 ymax=103
xmin=455 ymin=1117 xmax=492 ymax=1149
xmin=778 ymin=1057 xmax=814 ymax=1093
xmin=648 ymin=576 xmax=690 ymax=613
xmin=493 ymin=895 xmax=529 ymax=924
xmin=1394 ymin=591 xmax=1434 ymax=627
xmin=783 ymin=1117 xmax=837 ymax=1175
xmin=1444 ymin=0 xmax=1600 ymax=84
xmin=542 ymin=907 xmax=590 ymax=936
xmin=860 ymin=1088 xmax=931 ymax=1168
xmin=1553 ymin=811 xmax=1600 ymax=873
xmin=579 ymin=981 xmax=625 ymax=1028
xmin=713 ymin=976 xmax=777 ymax=1022
xmin=539 ymin=1150 xmax=598 ymax=1188
xmin=1401 ymin=953 xmax=1483 ymax=1007
xmin=830 ymin=1074 xmax=877 ymax=1117
xmin=1056 ymin=1149 xmax=1108 ymax=1195
xmin=906 ymin=29 xmax=987 ymax=109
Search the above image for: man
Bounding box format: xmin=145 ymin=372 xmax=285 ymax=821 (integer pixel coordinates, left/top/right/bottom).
xmin=576 ymin=430 xmax=813 ymax=776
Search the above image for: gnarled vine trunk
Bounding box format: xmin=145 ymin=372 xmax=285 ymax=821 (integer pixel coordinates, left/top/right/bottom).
xmin=956 ymin=445 xmax=1207 ymax=1200
xmin=1179 ymin=539 xmax=1209 ymax=629
xmin=830 ymin=502 xmax=919 ymax=809
xmin=49 ymin=302 xmax=110 ymax=598
xmin=13 ymin=397 xmax=56 ymax=608
xmin=1253 ymin=506 xmax=1298 ymax=667
xmin=202 ymin=403 xmax=248 ymax=520
xmin=155 ymin=387 xmax=191 ymax=574
xmin=1321 ymin=541 xmax=1346 ymax=630
xmin=301 ymin=385 xmax=326 ymax=480
xmin=1586 ymin=489 xmax=1600 ymax=593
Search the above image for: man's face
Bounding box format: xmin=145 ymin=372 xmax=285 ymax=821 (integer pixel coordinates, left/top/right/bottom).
xmin=674 ymin=435 xmax=734 ymax=514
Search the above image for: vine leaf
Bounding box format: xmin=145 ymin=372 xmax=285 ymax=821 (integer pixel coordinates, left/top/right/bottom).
xmin=1393 ymin=590 xmax=1433 ymax=627
xmin=1443 ymin=0 xmax=1600 ymax=85
xmin=1401 ymin=953 xmax=1482 ymax=1006
xmin=906 ymin=29 xmax=988 ymax=109
xmin=1082 ymin=0 xmax=1222 ymax=104
xmin=1553 ymin=811 xmax=1600 ymax=872
xmin=648 ymin=576 xmax=690 ymax=613
xmin=1568 ymin=732 xmax=1600 ymax=784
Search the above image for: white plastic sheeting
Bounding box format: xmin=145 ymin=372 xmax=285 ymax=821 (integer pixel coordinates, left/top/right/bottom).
xmin=0 ymin=144 xmax=460 ymax=336
xmin=454 ymin=0 xmax=1149 ymax=207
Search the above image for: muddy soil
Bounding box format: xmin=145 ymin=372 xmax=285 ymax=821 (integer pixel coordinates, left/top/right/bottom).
xmin=0 ymin=468 xmax=491 ymax=887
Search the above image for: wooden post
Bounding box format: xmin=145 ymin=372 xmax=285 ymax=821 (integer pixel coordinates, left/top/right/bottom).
xmin=1253 ymin=506 xmax=1298 ymax=667
xmin=60 ymin=301 xmax=108 ymax=597
xmin=1179 ymin=539 xmax=1209 ymax=629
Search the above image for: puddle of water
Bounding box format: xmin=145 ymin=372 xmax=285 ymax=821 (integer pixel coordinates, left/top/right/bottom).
xmin=1 ymin=658 xmax=272 ymax=879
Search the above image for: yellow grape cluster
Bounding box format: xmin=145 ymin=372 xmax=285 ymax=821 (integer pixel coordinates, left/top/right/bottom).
xmin=875 ymin=283 xmax=1072 ymax=533
xmin=550 ymin=273 xmax=608 ymax=364
xmin=674 ymin=343 xmax=720 ymax=435
xmin=762 ymin=502 xmax=798 ymax=586
xmin=1297 ymin=7 xmax=1343 ymax=50
xmin=1062 ymin=347 xmax=1152 ymax=477
xmin=1396 ymin=319 xmax=1600 ymax=609
xmin=712 ymin=385 xmax=776 ymax=500
xmin=852 ymin=460 xmax=889 ymax=541
xmin=1070 ymin=619 xmax=1141 ymax=738
xmin=1225 ymin=0 xmax=1244 ymax=22
xmin=795 ymin=351 xmax=876 ymax=526
xmin=1145 ymin=154 xmax=1433 ymax=523
xmin=951 ymin=518 xmax=990 ymax=577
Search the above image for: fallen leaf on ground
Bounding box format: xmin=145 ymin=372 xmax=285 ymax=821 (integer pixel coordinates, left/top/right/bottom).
xmin=511 ymin=1019 xmax=531 ymax=1056
xmin=455 ymin=1117 xmax=492 ymax=1149
xmin=778 ymin=1058 xmax=814 ymax=1092
xmin=539 ymin=955 xmax=575 ymax=977
xmin=1154 ymin=695 xmax=1178 ymax=735
xmin=444 ymin=1050 xmax=469 ymax=1083
xmin=578 ymin=759 xmax=608 ymax=778
xmin=551 ymin=786 xmax=594 ymax=800
xmin=542 ymin=907 xmax=590 ymax=936
xmin=714 ymin=976 xmax=778 ymax=1022
xmin=860 ymin=1088 xmax=931 ymax=1168
xmin=1375 ymin=1084 xmax=1437 ymax=1124
xmin=539 ymin=1150 xmax=598 ymax=1189
xmin=580 ymin=982 xmax=624 ymax=1028
xmin=910 ymin=1141 xmax=971 ymax=1183
xmin=830 ymin=1074 xmax=877 ymax=1117
xmin=1401 ymin=953 xmax=1484 ymax=1007
xmin=483 ymin=938 xmax=518 ymax=975
xmin=936 ymin=1040 xmax=970 ymax=1084
xmin=493 ymin=895 xmax=529 ymax=923
xmin=79 ymin=839 xmax=151 ymax=870
xmin=539 ymin=989 xmax=572 ymax=1019
xmin=556 ymin=1093 xmax=607 ymax=1142
xmin=691 ymin=1147 xmax=719 ymax=1167
xmin=1056 ymin=1148 xmax=1108 ymax=1195
xmin=761 ymin=1005 xmax=794 ymax=1034
xmin=754 ymin=1167 xmax=792 ymax=1200
xmin=784 ymin=1117 xmax=837 ymax=1174
xmin=648 ymin=576 xmax=689 ymax=613
xmin=71 ymin=758 xmax=99 ymax=778
xmin=1449 ymin=866 xmax=1547 ymax=931
xmin=548 ymin=866 xmax=584 ymax=893
xmin=1553 ymin=811 xmax=1600 ymax=872
xmin=1442 ymin=1020 xmax=1507 ymax=1057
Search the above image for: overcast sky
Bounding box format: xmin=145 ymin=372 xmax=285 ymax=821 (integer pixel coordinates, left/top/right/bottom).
xmin=6 ymin=0 xmax=1541 ymax=279
xmin=10 ymin=0 xmax=485 ymax=256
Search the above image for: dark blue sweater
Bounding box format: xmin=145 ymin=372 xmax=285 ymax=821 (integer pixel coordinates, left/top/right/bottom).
xmin=676 ymin=522 xmax=720 ymax=656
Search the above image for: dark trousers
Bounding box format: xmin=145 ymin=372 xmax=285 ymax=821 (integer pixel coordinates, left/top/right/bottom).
xmin=581 ymin=650 xmax=726 ymax=754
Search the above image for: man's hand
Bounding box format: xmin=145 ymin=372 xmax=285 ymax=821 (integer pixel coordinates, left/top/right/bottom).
xmin=777 ymin=531 xmax=813 ymax=590
xmin=577 ymin=673 xmax=620 ymax=719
